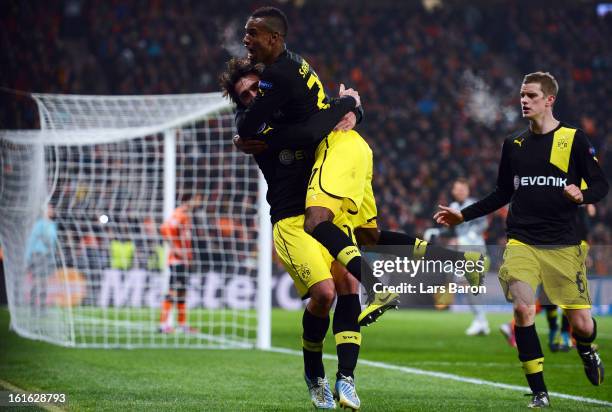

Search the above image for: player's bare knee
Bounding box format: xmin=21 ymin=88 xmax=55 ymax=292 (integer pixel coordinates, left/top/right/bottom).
xmin=513 ymin=303 xmax=535 ymax=326
xmin=567 ymin=310 xmax=593 ymax=336
xmin=304 ymin=206 xmax=334 ymax=234
xmin=316 ymin=289 xmax=336 ymax=310
xmin=309 ymin=280 xmax=336 ymax=313
xmin=354 ymin=227 xmax=380 ymax=247
xmin=572 ymin=321 xmax=593 ymax=337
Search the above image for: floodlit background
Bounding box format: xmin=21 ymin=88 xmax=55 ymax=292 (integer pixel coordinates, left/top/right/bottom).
xmin=0 ymin=1 xmax=611 ymax=410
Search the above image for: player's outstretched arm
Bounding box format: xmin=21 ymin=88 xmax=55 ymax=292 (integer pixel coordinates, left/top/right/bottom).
xmin=434 ymin=205 xmax=465 ymax=227
xmin=258 ymin=95 xmax=357 ymax=151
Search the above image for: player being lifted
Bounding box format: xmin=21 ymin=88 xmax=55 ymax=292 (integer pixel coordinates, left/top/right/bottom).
xmin=221 ymin=58 xmax=366 ymax=410
xmin=238 ymin=6 xmax=488 ymax=325
xmin=435 ymin=72 xmax=608 ymax=408
xmin=224 ymin=53 xmax=495 ymax=408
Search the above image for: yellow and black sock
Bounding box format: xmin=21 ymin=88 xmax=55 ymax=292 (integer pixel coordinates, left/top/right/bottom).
xmin=515 ymin=324 xmax=547 ymax=393
xmin=311 ymin=221 xmax=362 ymax=282
xmin=545 ymin=306 xmax=559 ymax=331
xmin=333 ymin=294 xmax=361 ymax=379
xmin=573 ymin=318 xmax=597 ymax=353
xmin=302 ymin=308 xmax=329 ymax=380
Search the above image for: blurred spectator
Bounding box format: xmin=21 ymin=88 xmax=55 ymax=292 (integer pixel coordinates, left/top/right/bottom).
xmin=2 ymin=0 xmax=610 ymax=249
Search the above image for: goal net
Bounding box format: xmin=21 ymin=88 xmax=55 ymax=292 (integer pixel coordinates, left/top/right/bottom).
xmin=0 ymin=93 xmax=271 ymax=349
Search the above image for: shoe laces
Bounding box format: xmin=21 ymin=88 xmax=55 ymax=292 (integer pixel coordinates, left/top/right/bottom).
xmin=525 ymin=392 xmax=548 ymax=402
xmin=581 ymin=348 xmax=600 ymax=365
xmin=338 ymin=375 xmax=357 ymax=398
xmin=314 ymin=377 xmax=331 ymax=403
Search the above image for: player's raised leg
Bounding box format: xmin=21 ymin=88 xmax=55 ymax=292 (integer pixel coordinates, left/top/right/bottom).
xmin=541 ymin=242 xmax=604 ymax=386
xmin=360 ymin=229 xmax=489 ymax=289
xmin=566 ymin=309 xmax=604 ymax=385
xmin=305 ymin=130 xmax=402 ymax=327
xmin=304 ymin=131 xmax=371 ymax=287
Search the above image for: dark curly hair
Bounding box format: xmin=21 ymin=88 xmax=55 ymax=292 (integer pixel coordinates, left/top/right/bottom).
xmin=219 ymin=58 xmax=265 ymax=109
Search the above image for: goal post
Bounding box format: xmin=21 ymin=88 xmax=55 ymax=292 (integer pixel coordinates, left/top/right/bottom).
xmin=0 ymin=92 xmax=272 ymax=349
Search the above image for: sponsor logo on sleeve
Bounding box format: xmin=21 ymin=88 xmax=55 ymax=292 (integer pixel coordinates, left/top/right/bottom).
xmin=258 ymin=80 xmax=273 ymax=90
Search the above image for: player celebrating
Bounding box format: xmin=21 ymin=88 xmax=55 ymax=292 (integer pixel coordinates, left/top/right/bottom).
xmin=501 ymin=204 xmax=596 ymax=350
xmin=221 ymin=58 xmax=364 ymax=410
xmin=238 ymin=6 xmax=488 ymax=325
xmin=435 ymin=72 xmax=608 ymax=408
xmin=224 ymin=56 xmax=496 ymax=408
xmin=238 ymin=6 xmax=376 ymax=299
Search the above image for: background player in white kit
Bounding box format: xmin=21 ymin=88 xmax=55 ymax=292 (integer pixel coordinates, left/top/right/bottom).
xmin=449 ymin=178 xmax=490 ymax=336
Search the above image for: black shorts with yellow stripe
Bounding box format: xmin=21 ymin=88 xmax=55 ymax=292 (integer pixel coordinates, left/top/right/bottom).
xmin=498 ymin=239 xmax=591 ymax=309
xmin=306 ymin=130 xmax=378 ymax=229
xmin=273 ymin=213 xmax=357 ymax=299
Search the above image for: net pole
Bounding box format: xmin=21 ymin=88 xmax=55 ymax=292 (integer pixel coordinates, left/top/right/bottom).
xmin=256 ymin=170 xmax=271 ymax=350
xmin=163 ymin=129 xmax=177 ymax=222
xmin=162 ymin=129 xmax=176 ymax=297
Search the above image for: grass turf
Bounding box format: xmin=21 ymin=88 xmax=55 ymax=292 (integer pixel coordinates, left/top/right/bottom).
xmin=1 ymin=308 xmax=610 ymax=411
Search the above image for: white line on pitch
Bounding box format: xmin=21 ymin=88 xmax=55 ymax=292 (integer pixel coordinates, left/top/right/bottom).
xmin=268 ymin=347 xmax=612 ymax=407
xmin=405 ymin=361 xmax=578 ymax=369
xmin=0 ymin=379 xmax=66 ymax=412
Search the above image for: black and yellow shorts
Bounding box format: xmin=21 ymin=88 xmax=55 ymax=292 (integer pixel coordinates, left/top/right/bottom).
xmin=273 ymin=213 xmax=356 ymax=299
xmin=498 ymin=239 xmax=591 ymax=309
xmin=306 ymin=130 xmax=378 ymax=230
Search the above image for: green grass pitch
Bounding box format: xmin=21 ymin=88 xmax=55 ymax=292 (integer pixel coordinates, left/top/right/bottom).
xmin=1 ymin=307 xmax=610 ymax=411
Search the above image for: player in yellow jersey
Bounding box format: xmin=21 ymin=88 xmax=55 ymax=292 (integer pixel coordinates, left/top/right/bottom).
xmin=239 ymin=7 xmax=488 ymax=329
xmin=436 ymin=72 xmax=608 ymax=408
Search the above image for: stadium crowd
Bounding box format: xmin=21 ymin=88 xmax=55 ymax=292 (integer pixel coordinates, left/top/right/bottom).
xmin=2 ymin=0 xmax=611 ymax=250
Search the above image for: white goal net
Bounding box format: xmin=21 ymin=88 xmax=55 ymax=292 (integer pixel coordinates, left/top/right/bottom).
xmin=0 ymin=93 xmax=271 ymax=349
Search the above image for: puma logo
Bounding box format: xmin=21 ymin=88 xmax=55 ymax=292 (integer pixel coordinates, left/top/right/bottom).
xmin=377 ymin=293 xmax=393 ymax=304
